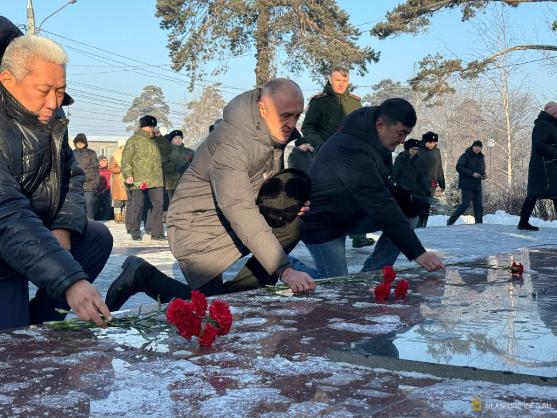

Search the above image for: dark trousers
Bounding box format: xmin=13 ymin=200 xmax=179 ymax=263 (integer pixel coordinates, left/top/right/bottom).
xmin=519 ymin=196 xmax=557 ymax=223
xmin=94 ymin=191 xmax=113 ymax=221
xmin=84 ymin=191 xmax=96 ymax=220
xmin=136 ymin=218 xmax=302 ymax=302
xmin=448 ymin=189 xmax=483 ymax=224
xmin=124 ymin=189 xmax=133 ymax=233
xmin=0 ymin=221 xmax=113 ymax=330
xmin=129 ymin=187 xmax=164 ymax=237
xmin=416 ymin=202 xmax=431 ymax=228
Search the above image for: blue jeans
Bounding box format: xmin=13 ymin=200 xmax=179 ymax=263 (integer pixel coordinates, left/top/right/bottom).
xmin=306 ymin=216 xmax=418 ymax=278
xmin=0 ymin=221 xmax=113 ymax=330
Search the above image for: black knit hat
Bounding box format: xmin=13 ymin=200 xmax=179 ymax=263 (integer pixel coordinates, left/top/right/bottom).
xmin=256 ymin=169 xmax=312 ymax=228
xmin=139 ymin=115 xmax=157 ymax=128
xmin=404 ymin=138 xmax=420 ymax=150
xmin=168 ymin=130 xmax=183 ymax=140
xmin=73 ymin=133 xmax=87 ymax=145
xmin=422 ymin=131 xmax=438 ymax=142
xmin=98 ymin=155 xmax=108 ymax=161
xmin=472 ymin=140 xmax=483 ymax=148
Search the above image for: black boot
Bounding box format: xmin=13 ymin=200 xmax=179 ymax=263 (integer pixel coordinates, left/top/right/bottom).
xmin=105 ymin=256 xmax=149 ymax=311
xmin=518 ymin=196 xmax=539 ymax=231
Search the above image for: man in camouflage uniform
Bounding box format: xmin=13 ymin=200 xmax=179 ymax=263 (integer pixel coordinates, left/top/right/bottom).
xmin=121 ymin=115 xmax=165 ymax=241
xmin=296 ymin=66 xmax=373 ymax=248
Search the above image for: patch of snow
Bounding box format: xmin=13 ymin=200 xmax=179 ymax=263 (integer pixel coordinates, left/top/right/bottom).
xmin=328 ymin=321 xmax=400 ymax=334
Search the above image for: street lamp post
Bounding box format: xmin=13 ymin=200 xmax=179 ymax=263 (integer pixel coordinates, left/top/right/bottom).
xmin=26 ymin=0 xmax=77 ymax=35
xmin=487 ymin=138 xmax=496 ymax=170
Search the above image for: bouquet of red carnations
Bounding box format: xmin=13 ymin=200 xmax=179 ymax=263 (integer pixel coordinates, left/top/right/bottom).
xmin=373 ymin=266 xmax=409 ymax=301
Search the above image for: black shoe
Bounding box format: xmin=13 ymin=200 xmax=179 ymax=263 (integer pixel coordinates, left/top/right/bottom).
xmin=150 ymin=235 xmax=167 ymax=241
xmin=352 ymin=237 xmax=375 ymax=248
xmin=131 ymin=234 xmax=142 ymax=240
xmin=518 ymin=222 xmax=539 ymax=231
xmin=105 ymin=255 xmax=146 ymax=311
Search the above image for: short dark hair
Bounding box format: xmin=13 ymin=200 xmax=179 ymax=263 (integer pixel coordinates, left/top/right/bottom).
xmin=377 ymin=98 xmax=417 ymax=128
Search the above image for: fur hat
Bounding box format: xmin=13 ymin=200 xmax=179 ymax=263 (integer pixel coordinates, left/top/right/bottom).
xmin=472 ymin=140 xmax=483 ymax=148
xmin=139 ymin=115 xmax=157 ymax=128
xmin=422 ymin=131 xmax=438 ymax=142
xmin=404 ymin=138 xmax=420 ymax=150
xmin=256 ymin=169 xmax=312 ymax=228
xmin=73 ymin=133 xmax=87 ymax=146
xmin=168 ymin=130 xmax=183 ymax=140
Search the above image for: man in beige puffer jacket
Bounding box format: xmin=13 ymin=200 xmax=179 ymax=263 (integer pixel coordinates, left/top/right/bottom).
xmin=106 ymin=79 xmax=315 ymax=311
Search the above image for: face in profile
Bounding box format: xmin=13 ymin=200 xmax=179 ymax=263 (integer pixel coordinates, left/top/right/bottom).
xmin=258 ymin=90 xmax=304 ymax=143
xmin=0 ymin=58 xmax=66 ymax=124
xmin=330 ymin=71 xmax=349 ymax=95
xmin=376 ymin=118 xmax=413 ymax=152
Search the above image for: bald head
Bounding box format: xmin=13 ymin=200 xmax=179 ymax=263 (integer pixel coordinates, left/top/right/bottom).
xmin=258 ymin=78 xmax=304 ymax=143
xmin=544 ymin=101 xmax=557 ymax=118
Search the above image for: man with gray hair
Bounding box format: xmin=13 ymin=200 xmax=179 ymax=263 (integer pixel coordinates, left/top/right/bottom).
xmin=0 ymin=26 xmax=113 ymax=330
xmin=106 ymin=79 xmax=316 ymax=311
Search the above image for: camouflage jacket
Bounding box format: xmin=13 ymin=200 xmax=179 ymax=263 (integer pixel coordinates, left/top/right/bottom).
xmin=121 ymin=128 xmax=163 ymax=189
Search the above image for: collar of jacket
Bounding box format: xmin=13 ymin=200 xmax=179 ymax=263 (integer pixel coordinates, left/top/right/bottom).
xmin=537 ymin=110 xmax=557 ymax=127
xmin=323 ymin=81 xmax=350 ymax=103
xmin=0 ymin=83 xmax=67 ymax=132
xmin=133 ymin=128 xmax=153 ymax=139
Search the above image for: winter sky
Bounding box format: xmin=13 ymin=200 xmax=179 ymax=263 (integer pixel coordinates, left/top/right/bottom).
xmin=2 ymin=1 xmax=556 ymax=136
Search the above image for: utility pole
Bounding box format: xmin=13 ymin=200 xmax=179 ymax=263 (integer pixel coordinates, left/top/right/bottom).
xmin=26 ymin=0 xmax=36 ymax=35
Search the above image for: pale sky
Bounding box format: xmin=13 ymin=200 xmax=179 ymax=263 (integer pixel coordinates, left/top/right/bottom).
xmin=2 ymin=0 xmax=556 ymax=136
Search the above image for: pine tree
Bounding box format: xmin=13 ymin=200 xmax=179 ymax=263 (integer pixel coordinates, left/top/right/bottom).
xmin=122 ymin=85 xmax=171 ymax=132
xmin=371 ymin=0 xmax=557 ymax=101
xmin=155 ymin=0 xmax=378 ymax=87
xmin=181 ymin=84 xmax=226 ymax=148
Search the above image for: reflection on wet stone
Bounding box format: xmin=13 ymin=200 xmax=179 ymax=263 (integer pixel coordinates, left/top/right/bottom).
xmin=3 ymin=245 xmax=557 ymax=416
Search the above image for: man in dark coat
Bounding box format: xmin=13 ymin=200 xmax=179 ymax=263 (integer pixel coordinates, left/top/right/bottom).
xmin=72 ymin=133 xmax=99 ymax=219
xmin=105 ymin=79 xmax=316 ymax=312
xmin=295 ymin=67 xmax=372 ymax=249
xmin=517 ymin=102 xmax=557 ymax=231
xmin=301 ymin=98 xmax=444 ymax=277
xmin=391 ymin=138 xmax=431 ymax=199
xmin=447 ymin=140 xmax=486 ymax=225
xmin=417 ymin=131 xmax=445 ymax=227
xmin=0 ymin=29 xmax=112 ymax=329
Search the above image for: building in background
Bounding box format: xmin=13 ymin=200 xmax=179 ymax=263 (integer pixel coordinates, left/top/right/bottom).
xmin=70 ymin=135 xmax=127 ymax=158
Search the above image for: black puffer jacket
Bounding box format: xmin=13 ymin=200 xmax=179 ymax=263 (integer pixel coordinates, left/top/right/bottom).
xmin=391 ymin=151 xmax=431 ymax=198
xmin=418 ymin=141 xmax=445 ymax=193
xmin=527 ymin=111 xmax=557 ymax=197
xmin=72 ymin=139 xmax=99 ymax=192
xmin=0 ymin=84 xmax=89 ymax=300
xmin=302 ymin=107 xmax=426 ymax=261
xmin=456 ymin=147 xmax=486 ymax=191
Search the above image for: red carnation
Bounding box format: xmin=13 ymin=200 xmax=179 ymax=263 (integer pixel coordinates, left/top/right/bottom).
xmin=191 ymin=290 xmax=208 ymax=316
xmin=374 ymin=282 xmax=391 ymax=301
xmin=394 ymin=279 xmax=409 ymax=299
xmin=510 ymin=261 xmax=524 ymax=276
xmin=166 ymin=298 xmax=201 ymax=339
xmin=382 ymin=265 xmax=396 ymax=284
xmin=209 ymin=299 xmax=232 ymax=336
xmin=139 ymin=182 xmax=148 ymax=190
xmin=198 ymin=323 xmax=218 ymax=347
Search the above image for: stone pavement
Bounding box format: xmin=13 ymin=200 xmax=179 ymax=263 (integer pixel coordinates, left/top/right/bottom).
xmin=3 ymin=222 xmax=557 ymax=417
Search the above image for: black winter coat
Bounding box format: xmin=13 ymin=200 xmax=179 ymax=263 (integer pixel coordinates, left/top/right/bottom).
xmin=392 ymin=151 xmax=431 ymax=198
xmin=418 ymin=141 xmax=445 ymax=193
xmin=527 ymin=111 xmax=557 ymax=198
xmin=72 ymin=142 xmax=99 ymax=192
xmin=456 ymin=147 xmax=486 ymax=191
xmin=302 ymin=107 xmax=426 ymax=261
xmin=0 ymin=84 xmax=89 ymax=300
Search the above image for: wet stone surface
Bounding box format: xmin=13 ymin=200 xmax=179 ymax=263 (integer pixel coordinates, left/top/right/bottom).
xmin=3 ymin=246 xmax=557 ymax=417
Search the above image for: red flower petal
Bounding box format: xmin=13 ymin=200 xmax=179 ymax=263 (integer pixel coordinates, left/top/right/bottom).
xmin=382 ymin=265 xmax=396 ymax=284
xmin=394 ymin=279 xmax=409 ymax=299
xmin=198 ymin=323 xmax=218 ymax=347
xmin=191 ymin=290 xmax=208 ymax=316
xmin=166 ymin=298 xmax=200 ymax=339
xmin=209 ymin=300 xmax=233 ymax=336
xmin=374 ymin=282 xmax=391 ymax=300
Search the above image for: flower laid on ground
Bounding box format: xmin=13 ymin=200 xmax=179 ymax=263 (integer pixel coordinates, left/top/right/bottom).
xmin=394 ymin=279 xmax=409 ymax=299
xmin=382 ymin=265 xmax=396 ymax=283
xmin=510 ymin=261 xmax=524 ymax=276
xmin=166 ymin=291 xmax=232 ymax=347
xmin=45 ymin=291 xmax=232 ymax=348
xmin=373 ymin=282 xmax=391 ymax=300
